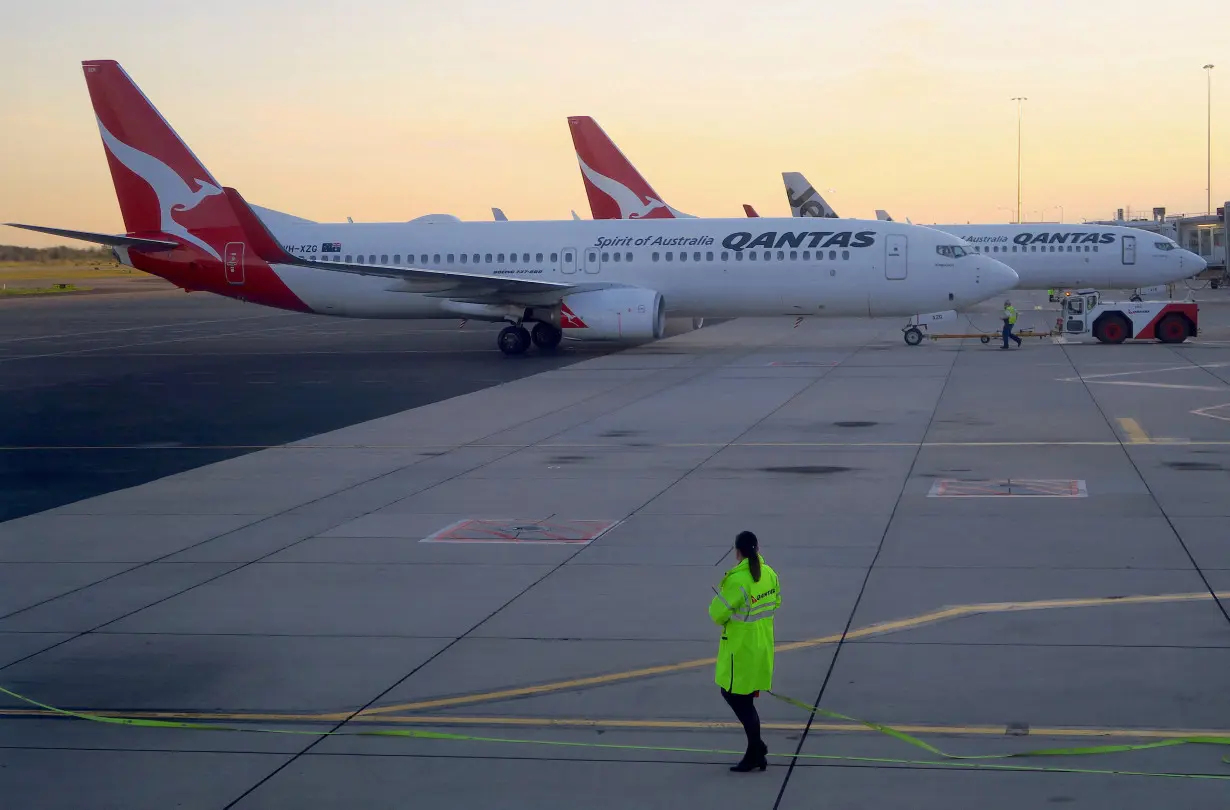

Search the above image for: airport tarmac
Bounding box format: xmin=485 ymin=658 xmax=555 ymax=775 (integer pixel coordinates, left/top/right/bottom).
xmin=2 ymin=288 xmax=1230 ymax=808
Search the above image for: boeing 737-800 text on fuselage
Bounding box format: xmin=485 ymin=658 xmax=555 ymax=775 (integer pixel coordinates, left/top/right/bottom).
xmin=6 ymin=62 xmax=1018 ymax=356
xmin=566 ymin=117 xmax=1203 ymax=294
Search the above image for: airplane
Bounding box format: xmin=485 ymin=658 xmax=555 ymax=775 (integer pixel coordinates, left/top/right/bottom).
xmin=565 ymin=120 xmax=1203 ymax=294
xmin=743 ymin=205 xmax=760 ymax=218
xmin=6 ymin=61 xmax=1018 ymax=357
xmin=781 ymin=172 xmax=1205 ymax=292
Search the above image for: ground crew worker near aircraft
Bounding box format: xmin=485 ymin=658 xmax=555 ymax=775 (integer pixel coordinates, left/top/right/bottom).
xmin=1002 ymin=299 xmax=1022 ymax=349
xmin=709 ymin=531 xmax=781 ymax=772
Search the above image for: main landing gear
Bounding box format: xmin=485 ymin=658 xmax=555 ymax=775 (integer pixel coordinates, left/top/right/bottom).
xmin=498 ymin=322 xmax=562 ymax=356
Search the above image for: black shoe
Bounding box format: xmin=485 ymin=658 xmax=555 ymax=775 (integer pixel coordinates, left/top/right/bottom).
xmin=730 ymin=742 xmax=768 ymax=772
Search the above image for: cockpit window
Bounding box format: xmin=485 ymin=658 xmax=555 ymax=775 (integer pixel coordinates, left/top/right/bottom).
xmin=936 ymin=245 xmax=971 ymax=259
xmin=1154 ymin=241 xmax=1175 ymax=251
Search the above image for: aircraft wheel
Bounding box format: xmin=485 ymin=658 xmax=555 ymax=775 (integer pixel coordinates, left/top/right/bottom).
xmin=531 ymin=322 xmax=562 ymax=350
xmin=498 ymin=325 xmax=531 ymax=356
xmin=980 ymin=335 xmax=991 ymax=344
xmin=1155 ymin=314 xmax=1190 ymax=344
xmin=1130 ymin=294 xmax=1142 ymax=302
xmin=904 ymin=327 xmax=923 ymax=346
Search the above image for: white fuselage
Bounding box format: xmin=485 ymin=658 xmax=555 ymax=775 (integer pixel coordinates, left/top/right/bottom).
xmin=929 ymin=224 xmax=1203 ymax=290
xmin=253 ymin=217 xmax=1018 ymax=320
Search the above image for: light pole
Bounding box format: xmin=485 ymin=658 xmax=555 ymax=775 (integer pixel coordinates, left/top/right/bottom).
xmin=1205 ymin=65 xmax=1214 ymax=214
xmin=1012 ymin=97 xmax=1027 ymax=224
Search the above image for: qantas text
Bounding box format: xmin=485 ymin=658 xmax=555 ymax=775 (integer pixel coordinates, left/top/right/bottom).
xmin=961 ymin=232 xmax=1116 ymax=246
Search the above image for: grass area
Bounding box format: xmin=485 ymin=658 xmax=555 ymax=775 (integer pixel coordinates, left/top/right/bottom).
xmin=0 ymin=264 xmax=142 ymax=282
xmin=0 ymin=284 xmax=92 ymax=297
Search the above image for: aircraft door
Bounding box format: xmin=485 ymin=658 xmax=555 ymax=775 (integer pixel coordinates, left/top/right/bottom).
xmin=224 ymin=242 xmax=245 ymax=285
xmin=885 ymin=234 xmax=907 ymax=280
xmin=583 ymin=248 xmax=601 ymax=275
xmin=1122 ymin=235 xmax=1136 ymax=265
xmin=561 ymin=248 xmax=577 ymax=275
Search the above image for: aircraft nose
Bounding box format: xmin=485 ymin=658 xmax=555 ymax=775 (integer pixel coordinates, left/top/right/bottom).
xmin=1186 ymin=250 xmax=1208 ymax=275
xmin=984 ymin=257 xmax=1019 ymax=294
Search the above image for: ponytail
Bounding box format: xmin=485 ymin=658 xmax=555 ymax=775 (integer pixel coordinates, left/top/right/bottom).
xmin=735 ymin=530 xmax=761 ymax=582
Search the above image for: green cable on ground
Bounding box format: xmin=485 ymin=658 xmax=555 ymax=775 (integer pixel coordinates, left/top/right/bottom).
xmin=2 ymin=684 xmax=1228 ymax=780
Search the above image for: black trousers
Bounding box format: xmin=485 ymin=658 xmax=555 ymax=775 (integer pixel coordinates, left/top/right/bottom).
xmin=720 ymin=688 xmax=762 ymax=754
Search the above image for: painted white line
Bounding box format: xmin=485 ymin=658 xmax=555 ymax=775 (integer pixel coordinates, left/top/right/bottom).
xmin=1058 ymin=361 xmax=1230 ymax=382
xmin=1085 ymin=380 xmax=1229 ymax=391
xmin=1192 ymin=403 xmax=1230 ymax=423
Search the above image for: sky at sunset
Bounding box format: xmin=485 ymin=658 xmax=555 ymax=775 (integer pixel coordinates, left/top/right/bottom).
xmin=2 ymin=0 xmax=1227 ymax=247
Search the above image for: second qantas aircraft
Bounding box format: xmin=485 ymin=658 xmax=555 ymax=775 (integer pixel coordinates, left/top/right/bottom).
xmin=8 ymin=61 xmax=1018 ymax=356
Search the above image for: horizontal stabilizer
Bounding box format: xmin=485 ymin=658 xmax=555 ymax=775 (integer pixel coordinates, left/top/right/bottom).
xmin=3 ymin=223 xmax=179 ymax=252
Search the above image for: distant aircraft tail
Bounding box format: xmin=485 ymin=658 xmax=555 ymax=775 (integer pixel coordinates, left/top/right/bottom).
xmin=743 ymin=204 xmax=760 ymax=218
xmin=875 ymin=209 xmax=894 ymax=222
xmin=782 ymin=172 xmax=840 ymax=219
xmin=567 ymin=116 xmax=693 ymax=220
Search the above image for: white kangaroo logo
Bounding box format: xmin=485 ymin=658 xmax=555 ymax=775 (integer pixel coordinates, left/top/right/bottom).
xmin=576 ymin=156 xmax=667 ymax=219
xmin=97 ymin=119 xmax=223 ymax=260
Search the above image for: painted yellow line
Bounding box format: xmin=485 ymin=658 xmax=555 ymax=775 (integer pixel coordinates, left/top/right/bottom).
xmin=360 ymin=591 xmax=1230 ymax=716
xmin=4 ymin=706 xmax=1225 ymax=743
xmin=1117 ymin=418 xmax=1152 ymax=445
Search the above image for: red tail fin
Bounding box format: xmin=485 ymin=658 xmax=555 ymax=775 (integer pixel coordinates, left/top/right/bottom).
xmin=82 ymin=60 xmax=228 ymax=258
xmin=743 ymin=204 xmax=760 ymax=218
xmin=567 ymin=116 xmax=676 ymax=220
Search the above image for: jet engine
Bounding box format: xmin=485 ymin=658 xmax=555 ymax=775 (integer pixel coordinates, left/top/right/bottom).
xmin=541 ymin=288 xmax=665 ymax=341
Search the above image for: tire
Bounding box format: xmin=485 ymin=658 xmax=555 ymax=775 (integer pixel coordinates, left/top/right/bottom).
xmin=980 ymin=335 xmax=990 ymax=344
xmin=1155 ymin=314 xmax=1190 ymax=344
xmin=1093 ymin=314 xmax=1129 ymax=344
xmin=497 ymin=325 xmax=530 ymax=356
xmin=531 ymin=322 xmax=562 ymax=350
xmin=904 ymin=327 xmax=923 ymax=346
xmin=1130 ymin=294 xmax=1142 ymax=302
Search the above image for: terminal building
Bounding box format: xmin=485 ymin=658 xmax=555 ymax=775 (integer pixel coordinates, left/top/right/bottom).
xmin=1087 ymin=203 xmax=1228 ymax=287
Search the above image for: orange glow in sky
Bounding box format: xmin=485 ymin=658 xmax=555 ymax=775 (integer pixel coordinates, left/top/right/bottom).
xmin=2 ymin=0 xmax=1227 ymax=247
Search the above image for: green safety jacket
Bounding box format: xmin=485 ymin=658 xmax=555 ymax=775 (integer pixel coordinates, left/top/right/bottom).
xmin=708 ymin=556 xmax=781 ymax=695
xmin=1004 ymin=305 xmax=1018 ymax=325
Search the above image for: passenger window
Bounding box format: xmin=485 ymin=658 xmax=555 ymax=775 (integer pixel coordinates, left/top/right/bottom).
xmin=564 ymin=252 xmax=573 ymax=262
xmin=749 ymin=251 xmax=757 ymax=260
xmin=764 ymin=252 xmax=771 ymax=262
xmin=551 ymin=252 xmax=558 ymax=262
xmin=803 ymin=250 xmax=811 ymax=260
xmin=393 ymin=254 xmax=400 ymax=263
xmin=447 ymin=254 xmax=455 ymax=263
xmin=380 ymin=254 xmax=388 ymax=263
xmin=842 ymin=250 xmax=850 ymax=260
xmin=626 ymin=252 xmax=632 ymax=262
xmin=536 ymin=253 xmax=544 ymax=262
xmin=694 ymin=252 xmax=701 ymax=261
xmin=776 ymin=251 xmax=784 ymax=260
xmin=602 ymin=252 xmax=610 ymax=262
xmin=432 ymin=254 xmax=440 ymax=263
xmin=356 ymin=255 xmax=364 ymax=264
xmin=652 ymin=252 xmax=660 ymax=261
xmin=588 ymin=251 xmax=596 ymax=262
xmin=345 ymin=255 xmax=352 ymax=262
xmin=829 ymin=250 xmax=836 ymax=260
xmin=707 ymin=251 xmax=714 ymax=261
xmin=497 ymin=253 xmax=505 ymax=262
xmin=460 ymin=254 xmax=468 ymax=264
xmin=735 ymin=251 xmax=744 ymax=261
xmin=721 ymin=251 xmax=729 ymax=260
xmin=309 ymin=256 xmax=316 ymax=261
xmin=523 ymin=253 xmax=530 ymax=262
xmin=485 ymin=253 xmax=492 ymax=263
xmin=666 ymin=252 xmax=674 ymax=261
xmin=789 ymin=250 xmax=797 ymax=260
xmin=679 ymin=252 xmax=687 ymax=262
xmin=613 ymin=252 xmax=621 ymax=262
xmin=1093 ymin=246 xmax=1099 ymax=252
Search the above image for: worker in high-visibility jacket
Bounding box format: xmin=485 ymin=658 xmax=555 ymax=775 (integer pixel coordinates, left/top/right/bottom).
xmin=708 ymin=531 xmax=781 ymax=772
xmin=1002 ymin=299 xmax=1022 ymax=349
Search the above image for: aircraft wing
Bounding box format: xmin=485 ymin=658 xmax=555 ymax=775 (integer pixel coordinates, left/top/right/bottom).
xmin=4 ymin=223 xmax=179 ymax=252
xmin=225 ymin=188 xmax=577 ymax=300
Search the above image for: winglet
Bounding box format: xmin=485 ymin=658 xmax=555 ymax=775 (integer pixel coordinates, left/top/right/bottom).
xmin=222 ymin=187 xmax=296 ymax=264
xmin=742 ymin=204 xmax=760 ymax=218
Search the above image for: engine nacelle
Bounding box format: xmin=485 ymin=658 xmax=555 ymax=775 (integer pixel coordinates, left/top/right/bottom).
xmin=547 ymin=288 xmax=666 ymax=341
